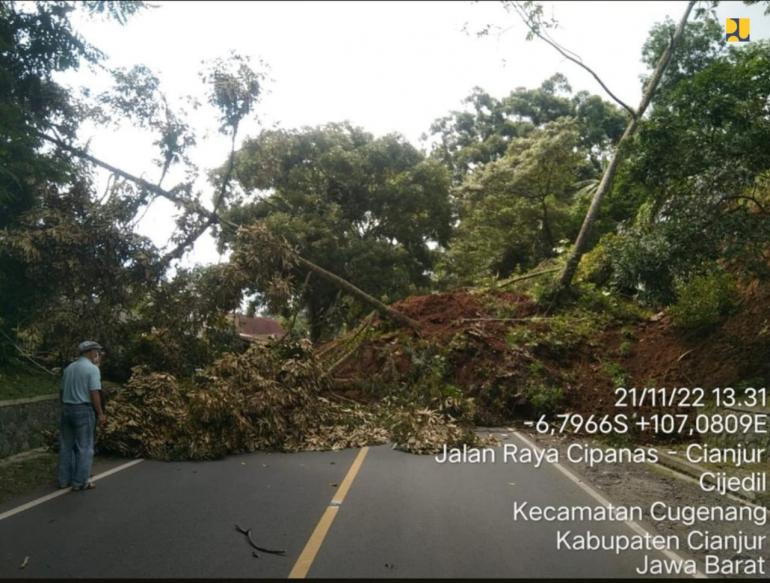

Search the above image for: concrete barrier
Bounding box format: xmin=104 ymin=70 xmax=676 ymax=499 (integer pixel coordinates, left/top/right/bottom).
xmin=0 ymin=394 xmax=59 ymax=459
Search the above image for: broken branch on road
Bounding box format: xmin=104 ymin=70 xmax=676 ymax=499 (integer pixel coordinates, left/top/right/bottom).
xmin=234 ymin=524 xmax=286 ymax=556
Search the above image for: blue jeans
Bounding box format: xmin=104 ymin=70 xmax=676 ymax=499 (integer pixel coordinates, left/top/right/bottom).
xmin=57 ymin=404 xmax=95 ymax=488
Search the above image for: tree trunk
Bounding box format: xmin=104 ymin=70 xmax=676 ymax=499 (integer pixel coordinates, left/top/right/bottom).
xmin=557 ymin=117 xmax=636 ymax=285
xmin=540 ymin=199 xmax=554 ymax=256
xmin=557 ymin=0 xmax=695 ymax=290
xmin=296 ymin=257 xmax=421 ymax=332
xmin=307 ymin=295 xmax=324 ymax=344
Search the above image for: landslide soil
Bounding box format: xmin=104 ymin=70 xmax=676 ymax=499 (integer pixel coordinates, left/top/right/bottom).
xmin=332 ymin=279 xmax=770 ymax=426
xmin=333 ymin=289 xmax=549 ymax=423
xmin=616 ymin=278 xmax=770 ymax=391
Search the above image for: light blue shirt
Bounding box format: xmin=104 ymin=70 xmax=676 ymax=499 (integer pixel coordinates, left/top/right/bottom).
xmin=61 ymin=357 xmax=101 ymax=405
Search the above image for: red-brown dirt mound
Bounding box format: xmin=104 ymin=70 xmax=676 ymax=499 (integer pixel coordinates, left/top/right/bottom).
xmin=332 ymin=290 xmax=548 ymax=422
xmin=621 ymin=278 xmax=770 ymax=389
xmin=568 ymin=278 xmax=770 ymax=425
xmin=391 ymin=290 xmax=537 ymax=341
xmin=332 ymin=279 xmax=770 ymax=427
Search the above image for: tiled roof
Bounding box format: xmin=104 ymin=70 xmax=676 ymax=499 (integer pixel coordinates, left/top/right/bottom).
xmin=234 ymin=314 xmax=285 ymax=338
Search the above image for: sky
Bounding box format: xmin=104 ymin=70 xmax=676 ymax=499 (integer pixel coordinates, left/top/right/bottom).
xmin=60 ymin=1 xmax=770 ymax=268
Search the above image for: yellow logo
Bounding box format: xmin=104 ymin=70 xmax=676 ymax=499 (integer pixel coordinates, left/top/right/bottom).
xmin=725 ymin=18 xmax=750 ymax=42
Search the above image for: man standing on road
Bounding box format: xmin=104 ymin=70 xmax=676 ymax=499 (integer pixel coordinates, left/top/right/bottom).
xmin=57 ymin=340 xmax=107 ymax=491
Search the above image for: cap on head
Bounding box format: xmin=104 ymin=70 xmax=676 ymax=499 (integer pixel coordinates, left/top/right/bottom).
xmin=78 ymin=340 xmax=103 ymax=354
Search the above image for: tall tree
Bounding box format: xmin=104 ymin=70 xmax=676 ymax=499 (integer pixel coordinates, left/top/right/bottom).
xmin=608 ymin=39 xmax=770 ymax=303
xmin=501 ymin=0 xmax=697 ymax=291
xmin=428 ymin=74 xmax=624 ymax=182
xmin=0 ymin=1 xmax=144 ymax=228
xmin=221 ymin=123 xmax=452 ymax=340
xmin=0 ymin=1 xmax=146 ymax=357
xmin=440 ymin=118 xmax=589 ymax=284
xmin=0 ymin=179 xmax=162 ymax=372
xmin=3 ymin=0 xmax=428 ymax=369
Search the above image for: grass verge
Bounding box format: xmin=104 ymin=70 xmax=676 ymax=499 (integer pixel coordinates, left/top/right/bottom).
xmin=0 ymin=452 xmax=57 ymax=505
xmin=0 ymin=362 xmax=58 ymax=401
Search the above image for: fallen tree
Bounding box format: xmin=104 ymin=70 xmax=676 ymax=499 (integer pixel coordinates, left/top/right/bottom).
xmin=503 ymin=0 xmax=697 ymax=291
xmin=38 ymin=132 xmax=421 ymax=333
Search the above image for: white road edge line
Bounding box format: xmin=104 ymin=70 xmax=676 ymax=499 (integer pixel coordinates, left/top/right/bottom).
xmin=0 ymin=458 xmax=144 ymax=522
xmin=512 ymin=431 xmax=707 ymax=579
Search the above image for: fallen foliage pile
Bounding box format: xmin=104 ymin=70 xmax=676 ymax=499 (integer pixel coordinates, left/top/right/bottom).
xmin=95 ymin=276 xmax=769 ymax=457
xmin=386 ymin=402 xmax=478 ymax=455
xmin=99 ymin=338 xmax=483 ymax=460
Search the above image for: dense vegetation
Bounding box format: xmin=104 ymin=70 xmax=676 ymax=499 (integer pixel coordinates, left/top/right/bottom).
xmin=1 ymin=0 xmax=768 ymax=400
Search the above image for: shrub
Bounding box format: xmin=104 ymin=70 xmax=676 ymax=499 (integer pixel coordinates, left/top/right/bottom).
xmin=573 ymin=282 xmax=650 ymax=321
xmin=577 ymin=233 xmax=618 ymax=286
xmin=669 ymin=271 xmax=737 ymax=333
xmin=525 ymin=385 xmax=564 ymax=416
xmin=607 ymin=229 xmax=678 ymax=305
xmin=601 ymin=360 xmax=628 ymax=387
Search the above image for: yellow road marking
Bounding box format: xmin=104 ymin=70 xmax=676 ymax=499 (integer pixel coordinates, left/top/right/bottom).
xmin=289 ymin=446 xmax=369 ymax=578
xmin=331 ymin=446 xmax=368 ymax=505
xmin=288 ymin=506 xmax=339 ymax=579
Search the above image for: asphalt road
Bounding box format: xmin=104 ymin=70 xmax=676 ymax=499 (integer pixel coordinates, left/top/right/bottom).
xmin=0 ymin=435 xmax=685 ymax=578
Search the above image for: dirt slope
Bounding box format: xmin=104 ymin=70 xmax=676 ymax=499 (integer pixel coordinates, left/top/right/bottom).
xmin=332 ymin=279 xmax=770 ymax=426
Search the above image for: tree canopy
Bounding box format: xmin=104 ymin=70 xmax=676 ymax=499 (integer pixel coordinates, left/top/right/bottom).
xmin=607 ymin=39 xmax=770 ymax=303
xmin=439 ymin=118 xmax=590 ymax=284
xmin=221 ymin=123 xmax=452 ymax=340
xmin=0 ymin=1 xmax=151 ymax=365
xmin=428 ymin=74 xmax=626 ymax=182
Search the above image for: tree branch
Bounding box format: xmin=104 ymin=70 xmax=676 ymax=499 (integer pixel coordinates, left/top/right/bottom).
xmin=720 ymin=195 xmax=770 ymax=216
xmin=498 ymin=267 xmax=560 ymax=288
xmin=0 ymin=330 xmax=57 ymax=376
xmin=38 ymin=131 xmax=421 ymax=332
xmin=295 ymin=256 xmax=421 ymax=332
xmin=556 ymin=0 xmax=696 ymax=290
xmin=38 ymin=131 xmax=222 ymax=225
xmin=508 ymin=2 xmax=636 ymax=119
